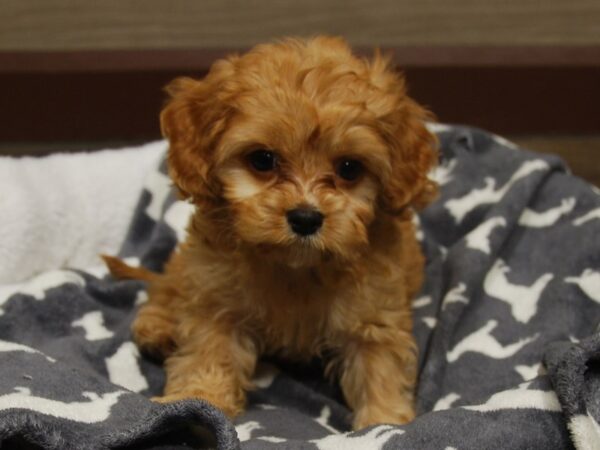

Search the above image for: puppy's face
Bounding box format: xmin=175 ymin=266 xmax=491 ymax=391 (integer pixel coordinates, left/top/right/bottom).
xmin=161 ymin=37 xmax=437 ymax=267
xmin=216 ymin=106 xmax=383 ymax=266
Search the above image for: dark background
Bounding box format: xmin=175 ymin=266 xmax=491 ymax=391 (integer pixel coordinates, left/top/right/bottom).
xmin=1 ymin=0 xmax=599 ymax=185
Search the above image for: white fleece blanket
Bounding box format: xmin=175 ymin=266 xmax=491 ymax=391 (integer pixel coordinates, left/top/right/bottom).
xmin=0 ymin=141 xmax=167 ymax=284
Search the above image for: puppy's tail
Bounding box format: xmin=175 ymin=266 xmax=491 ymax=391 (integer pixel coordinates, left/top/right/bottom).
xmin=101 ymin=255 xmax=159 ymax=282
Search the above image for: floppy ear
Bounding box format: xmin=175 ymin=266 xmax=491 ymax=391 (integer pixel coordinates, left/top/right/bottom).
xmin=370 ymin=61 xmax=438 ymax=215
xmin=160 ymin=62 xmax=235 ymax=203
xmin=383 ymin=97 xmax=438 ymax=214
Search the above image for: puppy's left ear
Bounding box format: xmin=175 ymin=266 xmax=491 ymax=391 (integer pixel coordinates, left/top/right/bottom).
xmin=376 ymin=84 xmax=438 ymax=215
xmin=366 ymin=53 xmax=437 ymax=215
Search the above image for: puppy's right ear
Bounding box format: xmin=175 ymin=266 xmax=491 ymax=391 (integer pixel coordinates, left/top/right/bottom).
xmin=160 ymin=67 xmax=234 ymax=202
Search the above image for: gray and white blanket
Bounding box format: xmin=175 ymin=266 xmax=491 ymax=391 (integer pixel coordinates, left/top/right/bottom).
xmin=1 ymin=125 xmax=599 ymax=449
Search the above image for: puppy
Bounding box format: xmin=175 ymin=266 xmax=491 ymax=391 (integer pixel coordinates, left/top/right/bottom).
xmin=125 ymin=36 xmax=437 ymax=429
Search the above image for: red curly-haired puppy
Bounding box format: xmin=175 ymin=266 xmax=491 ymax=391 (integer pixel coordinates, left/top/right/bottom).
xmin=122 ymin=36 xmax=437 ymax=429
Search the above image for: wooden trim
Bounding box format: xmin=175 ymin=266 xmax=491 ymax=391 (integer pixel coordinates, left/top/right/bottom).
xmin=3 ymin=0 xmax=600 ymax=50
xmin=1 ymin=46 xmax=600 ymax=73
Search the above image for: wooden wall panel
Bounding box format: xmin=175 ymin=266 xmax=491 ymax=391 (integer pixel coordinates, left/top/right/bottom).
xmin=2 ymin=0 xmax=600 ymax=50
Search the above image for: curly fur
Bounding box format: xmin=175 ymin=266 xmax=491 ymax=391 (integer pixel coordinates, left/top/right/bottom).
xmin=129 ymin=36 xmax=438 ymax=430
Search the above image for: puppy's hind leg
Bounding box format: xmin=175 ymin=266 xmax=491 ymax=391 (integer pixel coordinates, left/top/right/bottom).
xmin=156 ymin=317 xmax=257 ymax=418
xmin=102 ymin=254 xmax=177 ymax=358
xmin=131 ymin=276 xmax=185 ymax=359
xmin=132 ymin=301 xmax=177 ymax=359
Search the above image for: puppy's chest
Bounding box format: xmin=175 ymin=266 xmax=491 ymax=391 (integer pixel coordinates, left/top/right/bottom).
xmin=242 ymin=271 xmax=346 ymax=356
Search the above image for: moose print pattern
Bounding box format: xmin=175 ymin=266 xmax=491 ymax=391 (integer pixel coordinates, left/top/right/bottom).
xmin=0 ymin=125 xmax=599 ymax=449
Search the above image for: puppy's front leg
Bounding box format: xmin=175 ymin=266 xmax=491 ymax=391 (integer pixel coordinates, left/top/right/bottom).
xmin=156 ymin=318 xmax=257 ymax=417
xmin=340 ymin=324 xmax=417 ymax=430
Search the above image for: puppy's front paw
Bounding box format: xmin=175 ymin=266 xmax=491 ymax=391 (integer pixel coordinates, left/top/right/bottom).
xmin=352 ymin=405 xmax=415 ymax=430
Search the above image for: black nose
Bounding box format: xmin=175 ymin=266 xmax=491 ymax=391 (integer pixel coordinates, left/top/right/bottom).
xmin=286 ymin=208 xmax=324 ymax=236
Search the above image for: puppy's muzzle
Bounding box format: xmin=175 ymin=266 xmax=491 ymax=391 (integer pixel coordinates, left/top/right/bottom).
xmin=286 ymin=208 xmax=324 ymax=236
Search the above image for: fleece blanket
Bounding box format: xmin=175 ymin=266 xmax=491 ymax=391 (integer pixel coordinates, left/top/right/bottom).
xmin=0 ymin=141 xmax=166 ymax=284
xmin=1 ymin=125 xmax=599 ymax=450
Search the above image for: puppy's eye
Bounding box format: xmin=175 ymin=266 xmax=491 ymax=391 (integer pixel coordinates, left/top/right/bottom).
xmin=336 ymin=159 xmax=364 ymax=182
xmin=248 ymin=150 xmax=277 ymax=172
